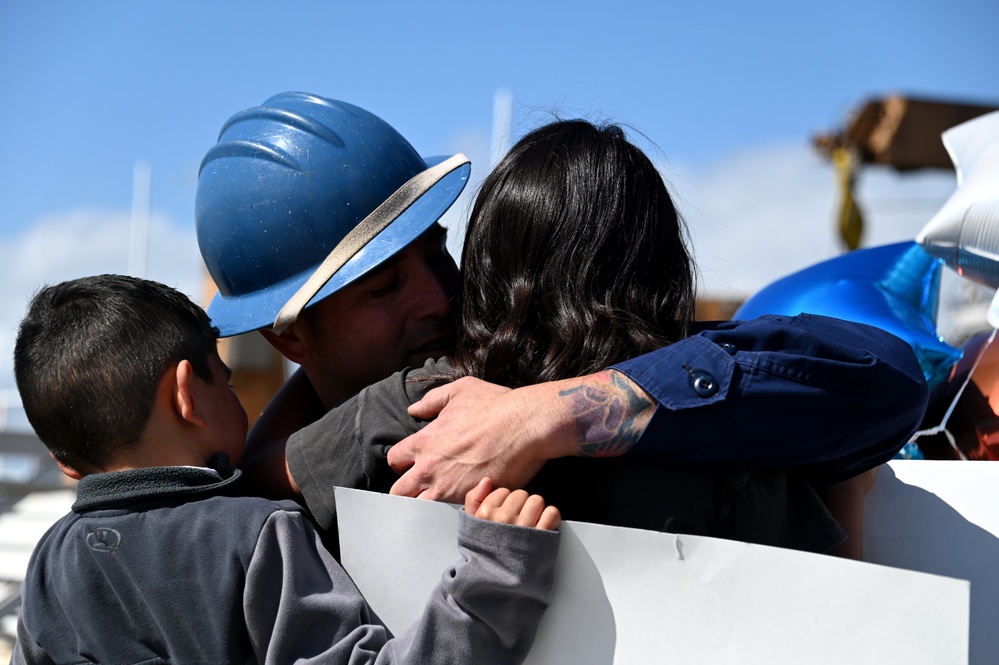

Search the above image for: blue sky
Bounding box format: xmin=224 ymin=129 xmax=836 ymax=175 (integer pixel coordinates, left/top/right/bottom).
xmin=0 ymin=0 xmax=997 ymax=406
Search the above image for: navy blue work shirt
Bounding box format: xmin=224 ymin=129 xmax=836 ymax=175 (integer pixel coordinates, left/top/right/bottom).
xmin=612 ymin=313 xmax=930 ymax=484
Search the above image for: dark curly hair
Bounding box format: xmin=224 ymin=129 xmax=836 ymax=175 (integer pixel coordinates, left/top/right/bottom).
xmin=448 ymin=119 xmax=696 ymax=387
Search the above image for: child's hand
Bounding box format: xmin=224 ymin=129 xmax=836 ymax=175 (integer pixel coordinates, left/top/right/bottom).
xmin=464 ymin=478 xmax=561 ymax=531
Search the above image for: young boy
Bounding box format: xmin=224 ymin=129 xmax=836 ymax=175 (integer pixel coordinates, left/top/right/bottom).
xmin=11 ymin=274 xmax=561 ymax=665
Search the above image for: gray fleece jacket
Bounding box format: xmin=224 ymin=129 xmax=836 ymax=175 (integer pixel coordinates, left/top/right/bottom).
xmin=12 ymin=460 xmax=559 ymax=664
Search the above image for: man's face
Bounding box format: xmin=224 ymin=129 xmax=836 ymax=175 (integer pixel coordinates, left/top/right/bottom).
xmin=299 ymin=225 xmax=459 ymax=405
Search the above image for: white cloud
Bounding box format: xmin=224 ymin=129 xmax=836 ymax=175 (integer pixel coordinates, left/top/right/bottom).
xmin=668 ymin=143 xmax=958 ymax=301
xmin=0 ymin=208 xmax=203 ymax=417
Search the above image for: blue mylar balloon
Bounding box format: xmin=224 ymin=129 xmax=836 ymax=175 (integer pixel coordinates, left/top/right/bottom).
xmin=735 ymin=241 xmax=962 ymax=391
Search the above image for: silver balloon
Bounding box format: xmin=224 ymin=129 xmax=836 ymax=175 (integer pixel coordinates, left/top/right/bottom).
xmin=917 ymin=110 xmax=999 ymax=296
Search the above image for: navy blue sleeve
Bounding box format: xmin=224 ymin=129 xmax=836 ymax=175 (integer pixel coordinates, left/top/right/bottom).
xmin=611 ymin=314 xmax=930 ymax=484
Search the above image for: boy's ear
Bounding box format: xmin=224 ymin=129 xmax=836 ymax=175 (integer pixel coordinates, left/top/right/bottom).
xmin=50 ymin=453 xmax=85 ymax=480
xmin=174 ymin=360 xmax=207 ymax=428
xmin=258 ymin=325 xmax=309 ymax=365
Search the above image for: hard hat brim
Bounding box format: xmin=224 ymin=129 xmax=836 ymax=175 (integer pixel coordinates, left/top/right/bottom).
xmin=205 ymin=157 xmax=470 ymax=337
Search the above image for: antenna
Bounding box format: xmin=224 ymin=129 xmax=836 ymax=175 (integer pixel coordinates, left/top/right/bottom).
xmin=490 ymin=88 xmax=513 ymax=168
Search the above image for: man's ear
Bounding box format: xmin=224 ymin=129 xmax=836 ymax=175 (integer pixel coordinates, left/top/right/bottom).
xmin=174 ymin=359 xmax=207 ymax=428
xmin=258 ymin=325 xmax=310 ymax=365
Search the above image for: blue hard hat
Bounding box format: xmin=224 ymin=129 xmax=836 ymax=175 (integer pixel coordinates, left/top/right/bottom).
xmin=196 ymin=91 xmax=470 ymax=337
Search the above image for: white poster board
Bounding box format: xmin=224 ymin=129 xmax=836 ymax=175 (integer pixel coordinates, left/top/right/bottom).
xmin=864 ymin=460 xmax=999 ymax=665
xmin=337 ymin=462 xmax=971 ymax=664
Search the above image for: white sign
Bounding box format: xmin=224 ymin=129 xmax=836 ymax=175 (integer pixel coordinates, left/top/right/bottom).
xmin=865 ymin=460 xmax=999 ymax=665
xmin=337 ymin=462 xmax=971 ymax=664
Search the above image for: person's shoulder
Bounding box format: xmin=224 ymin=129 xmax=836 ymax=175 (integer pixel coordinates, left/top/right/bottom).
xmin=405 ymin=357 xmax=452 ymax=378
xmin=222 ymin=493 xmax=305 ymax=515
xmin=25 ymin=508 xmax=78 ymax=557
xmin=386 ymin=357 xmax=450 ymax=402
xmin=194 ymin=492 xmax=308 ymax=527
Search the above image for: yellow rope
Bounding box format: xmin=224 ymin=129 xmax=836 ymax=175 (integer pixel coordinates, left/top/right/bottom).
xmin=832 ymin=147 xmax=864 ymax=251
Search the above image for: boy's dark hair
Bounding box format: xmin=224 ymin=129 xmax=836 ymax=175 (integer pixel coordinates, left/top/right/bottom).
xmin=13 ymin=274 xmax=218 ymax=471
xmin=451 ymin=119 xmax=696 ymax=387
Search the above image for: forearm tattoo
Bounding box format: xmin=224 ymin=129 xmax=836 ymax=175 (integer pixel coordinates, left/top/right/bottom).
xmin=559 ymin=371 xmax=655 ymax=457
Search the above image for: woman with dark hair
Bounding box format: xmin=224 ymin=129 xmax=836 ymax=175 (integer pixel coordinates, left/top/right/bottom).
xmin=386 ymin=120 xmax=696 ymax=479
xmin=276 ymin=119 xmax=876 ymax=554
xmin=451 ymin=120 xmax=695 ymax=387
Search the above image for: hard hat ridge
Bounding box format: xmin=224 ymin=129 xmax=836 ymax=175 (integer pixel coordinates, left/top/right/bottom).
xmin=199 ymin=104 xmax=348 ymax=174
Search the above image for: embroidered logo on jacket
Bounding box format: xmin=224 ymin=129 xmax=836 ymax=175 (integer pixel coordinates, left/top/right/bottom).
xmin=86 ymin=528 xmax=121 ymax=552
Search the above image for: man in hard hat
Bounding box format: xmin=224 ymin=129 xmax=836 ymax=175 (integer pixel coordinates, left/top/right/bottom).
xmin=197 ymin=92 xmax=928 ymax=529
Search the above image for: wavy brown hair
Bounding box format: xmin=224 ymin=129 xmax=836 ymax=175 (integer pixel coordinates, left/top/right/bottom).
xmin=448 ymin=120 xmax=696 ymax=387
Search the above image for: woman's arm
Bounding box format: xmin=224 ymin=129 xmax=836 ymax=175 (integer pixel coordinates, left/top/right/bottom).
xmin=387 ymin=314 xmax=929 ymax=500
